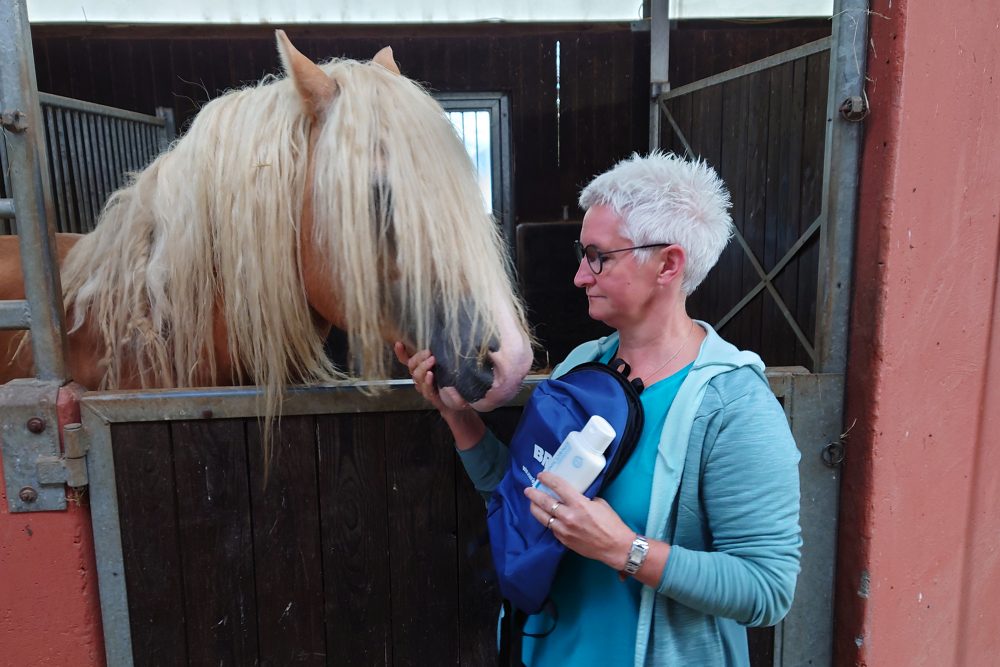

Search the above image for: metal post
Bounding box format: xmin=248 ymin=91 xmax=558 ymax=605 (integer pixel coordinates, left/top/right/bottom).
xmin=648 ymin=0 xmax=670 ymax=151
xmin=0 ymin=0 xmax=68 ymax=380
xmin=815 ymin=0 xmax=869 ymax=374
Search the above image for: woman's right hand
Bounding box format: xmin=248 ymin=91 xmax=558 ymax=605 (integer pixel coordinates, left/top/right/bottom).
xmin=393 ymin=342 xmax=450 ymax=413
xmin=394 ymin=341 xmax=486 ymax=450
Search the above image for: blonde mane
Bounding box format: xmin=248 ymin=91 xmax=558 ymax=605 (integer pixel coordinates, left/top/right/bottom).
xmin=59 ymin=56 xmax=525 ymax=411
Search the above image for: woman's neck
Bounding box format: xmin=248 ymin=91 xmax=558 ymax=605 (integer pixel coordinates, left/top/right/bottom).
xmin=616 ymin=311 xmax=702 ymax=384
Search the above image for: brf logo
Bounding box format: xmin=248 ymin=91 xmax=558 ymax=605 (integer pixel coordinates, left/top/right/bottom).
xmin=532 ymin=444 xmax=553 ymax=468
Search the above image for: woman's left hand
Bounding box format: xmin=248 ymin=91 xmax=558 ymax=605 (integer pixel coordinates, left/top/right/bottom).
xmin=524 ymin=472 xmax=635 ymax=570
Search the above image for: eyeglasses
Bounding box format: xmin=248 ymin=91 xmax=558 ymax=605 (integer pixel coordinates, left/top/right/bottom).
xmin=573 ymin=240 xmax=672 ymax=274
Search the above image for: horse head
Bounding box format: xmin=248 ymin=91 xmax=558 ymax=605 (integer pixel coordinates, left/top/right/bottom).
xmin=278 ymin=32 xmax=533 ymax=411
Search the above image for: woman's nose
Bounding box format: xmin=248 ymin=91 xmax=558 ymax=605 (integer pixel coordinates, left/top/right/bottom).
xmin=573 ymin=258 xmax=594 ymax=288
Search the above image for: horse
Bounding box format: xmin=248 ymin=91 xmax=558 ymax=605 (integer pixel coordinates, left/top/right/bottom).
xmin=0 ymin=31 xmax=533 ymax=429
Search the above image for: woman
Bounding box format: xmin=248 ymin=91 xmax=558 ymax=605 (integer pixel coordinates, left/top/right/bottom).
xmin=395 ymin=152 xmax=801 ymax=666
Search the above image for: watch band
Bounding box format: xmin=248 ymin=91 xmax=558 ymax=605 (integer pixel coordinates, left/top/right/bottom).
xmin=622 ymin=535 xmax=649 ymax=577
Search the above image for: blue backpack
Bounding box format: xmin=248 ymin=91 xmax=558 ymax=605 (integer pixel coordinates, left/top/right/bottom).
xmin=486 ymin=358 xmax=645 ymax=660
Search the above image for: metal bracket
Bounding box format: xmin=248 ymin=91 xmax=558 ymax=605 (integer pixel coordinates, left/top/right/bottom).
xmin=838 ymin=96 xmax=869 ymax=122
xmin=0 ymin=379 xmax=87 ymax=512
xmin=0 ymin=109 xmax=28 ymax=132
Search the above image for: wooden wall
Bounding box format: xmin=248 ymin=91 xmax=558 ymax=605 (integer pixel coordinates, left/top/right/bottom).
xmin=112 ymin=407 xmax=520 ymax=666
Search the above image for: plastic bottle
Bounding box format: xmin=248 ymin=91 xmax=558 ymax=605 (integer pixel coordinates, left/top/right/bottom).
xmin=535 ymin=415 xmax=616 ymax=499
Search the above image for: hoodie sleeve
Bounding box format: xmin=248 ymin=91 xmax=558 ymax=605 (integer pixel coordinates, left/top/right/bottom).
xmin=456 ymin=429 xmax=510 ymax=501
xmin=657 ymin=378 xmax=802 ymax=627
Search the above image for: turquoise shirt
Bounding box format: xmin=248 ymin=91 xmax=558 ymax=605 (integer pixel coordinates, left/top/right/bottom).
xmin=523 ymin=354 xmax=693 ymax=667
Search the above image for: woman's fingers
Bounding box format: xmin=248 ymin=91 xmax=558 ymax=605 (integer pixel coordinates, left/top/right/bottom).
xmin=395 ymin=342 xmax=447 ymax=409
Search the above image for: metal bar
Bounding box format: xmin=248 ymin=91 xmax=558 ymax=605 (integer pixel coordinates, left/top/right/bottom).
xmin=815 ymin=0 xmax=868 ymax=373
xmin=42 ymin=105 xmax=70 ymax=233
xmin=38 ymin=92 xmax=164 ymax=128
xmin=659 ymin=101 xmax=696 ymax=160
xmin=125 ymin=120 xmax=139 ymax=172
xmin=0 ymin=0 xmax=68 ymax=380
xmin=0 ymin=134 xmax=12 ymax=234
xmin=0 ymin=299 xmax=30 ymax=329
xmin=659 ymin=37 xmax=832 ymax=102
xmin=81 ymin=404 xmax=135 ymax=667
xmin=67 ymin=110 xmax=94 ymax=229
xmin=715 ymin=213 xmax=824 ymax=331
xmin=93 ymin=115 xmax=113 ymax=211
xmin=80 ymin=113 xmax=103 ymax=224
xmin=648 ymin=0 xmax=670 ymax=150
xmin=731 ymin=229 xmax=817 ymax=363
xmin=109 ymin=117 xmax=125 ymax=192
xmin=0 ymin=198 xmax=14 ymax=218
xmin=155 ymin=106 xmax=177 ymax=150
xmin=777 ymin=372 xmax=845 ymax=666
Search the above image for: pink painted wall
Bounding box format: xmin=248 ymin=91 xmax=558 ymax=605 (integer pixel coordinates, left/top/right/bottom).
xmin=837 ymin=0 xmax=1000 ymax=663
xmin=0 ymin=385 xmax=104 ymax=665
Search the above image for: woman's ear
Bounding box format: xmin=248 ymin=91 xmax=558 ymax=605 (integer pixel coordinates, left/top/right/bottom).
xmin=656 ymin=244 xmax=686 ymax=287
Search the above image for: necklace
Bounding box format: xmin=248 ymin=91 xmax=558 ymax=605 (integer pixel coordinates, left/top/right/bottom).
xmin=637 ymin=319 xmax=695 ymax=384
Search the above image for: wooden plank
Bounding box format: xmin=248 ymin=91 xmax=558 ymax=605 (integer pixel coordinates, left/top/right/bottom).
xmin=458 ymin=407 xmax=521 ymax=664
xmin=773 ymin=57 xmax=807 ymax=365
xmin=739 ymin=68 xmax=771 ymax=356
xmin=112 ymin=422 xmax=187 ymax=667
xmin=316 ymin=413 xmax=391 ymax=666
xmin=247 ymin=415 xmax=327 ymax=665
xmin=171 ymin=419 xmax=259 ymax=666
xmin=759 ymin=63 xmax=788 ymax=365
xmin=797 ymin=51 xmax=829 ymax=370
xmin=714 ymin=75 xmax=750 ymax=340
xmin=385 ymin=411 xmax=459 ymax=666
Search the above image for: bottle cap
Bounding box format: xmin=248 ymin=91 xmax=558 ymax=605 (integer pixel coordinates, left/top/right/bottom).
xmin=580 ymin=415 xmax=616 ymax=454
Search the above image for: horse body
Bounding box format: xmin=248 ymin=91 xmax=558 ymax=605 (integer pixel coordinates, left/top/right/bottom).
xmin=1 ymin=32 xmax=532 ymax=414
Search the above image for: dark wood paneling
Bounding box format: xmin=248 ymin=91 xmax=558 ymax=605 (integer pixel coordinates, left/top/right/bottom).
xmin=112 ymin=421 xmax=187 ymax=667
xmin=247 ymin=416 xmax=327 ymax=665
xmin=171 ymin=419 xmax=258 ymax=666
xmin=316 ymin=413 xmax=392 ymax=666
xmin=384 ymin=412 xmax=459 ymax=666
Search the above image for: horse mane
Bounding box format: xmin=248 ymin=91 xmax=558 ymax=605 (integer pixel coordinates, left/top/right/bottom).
xmin=59 ymin=56 xmax=525 ymax=408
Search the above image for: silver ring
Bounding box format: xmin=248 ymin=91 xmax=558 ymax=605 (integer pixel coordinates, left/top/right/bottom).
xmin=547 ymin=516 xmax=556 ymax=529
xmin=550 ymin=501 xmax=562 ymax=516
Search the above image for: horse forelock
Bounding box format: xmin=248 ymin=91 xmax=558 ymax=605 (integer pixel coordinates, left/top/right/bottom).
xmin=309 ymin=60 xmax=527 ymax=380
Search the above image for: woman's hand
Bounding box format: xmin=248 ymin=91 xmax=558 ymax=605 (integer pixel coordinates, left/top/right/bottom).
xmin=394 ymin=341 xmax=486 ymax=450
xmin=393 ymin=342 xmax=451 ymax=412
xmin=524 ymin=472 xmax=635 ymax=570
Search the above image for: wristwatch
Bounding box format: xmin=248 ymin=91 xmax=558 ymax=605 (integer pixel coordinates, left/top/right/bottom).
xmin=622 ymin=535 xmax=650 ymax=577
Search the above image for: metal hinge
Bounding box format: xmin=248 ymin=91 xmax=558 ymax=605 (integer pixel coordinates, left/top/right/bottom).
xmin=1 ymin=379 xmax=89 ymax=512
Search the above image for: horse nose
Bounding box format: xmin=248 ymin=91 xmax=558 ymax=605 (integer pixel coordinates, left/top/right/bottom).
xmin=431 ymin=304 xmax=500 ymax=403
xmin=429 ymin=331 xmax=497 ymax=405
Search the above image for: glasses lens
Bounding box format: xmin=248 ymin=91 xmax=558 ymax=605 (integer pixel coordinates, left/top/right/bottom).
xmin=573 ymin=240 xmax=585 ymax=263
xmin=584 ymin=245 xmax=602 ymax=273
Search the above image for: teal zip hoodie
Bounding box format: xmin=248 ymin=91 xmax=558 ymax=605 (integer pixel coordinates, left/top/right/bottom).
xmin=458 ymin=321 xmax=802 ymax=666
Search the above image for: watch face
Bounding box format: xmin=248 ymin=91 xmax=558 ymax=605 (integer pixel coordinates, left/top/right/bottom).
xmin=625 ymin=536 xmax=649 ymax=574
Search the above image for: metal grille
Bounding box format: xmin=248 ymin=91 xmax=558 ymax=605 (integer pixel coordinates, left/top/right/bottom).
xmin=1 ymin=93 xmax=174 ymax=235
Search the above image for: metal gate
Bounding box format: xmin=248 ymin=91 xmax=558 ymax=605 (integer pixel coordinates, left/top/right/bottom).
xmin=647 ymin=0 xmax=868 ymax=664
xmin=1 ymin=94 xmax=174 ymax=236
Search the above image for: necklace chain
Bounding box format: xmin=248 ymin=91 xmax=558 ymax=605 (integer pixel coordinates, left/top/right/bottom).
xmin=637 ymin=320 xmax=695 ymax=383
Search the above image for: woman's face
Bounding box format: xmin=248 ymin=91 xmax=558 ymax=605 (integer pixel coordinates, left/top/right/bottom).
xmin=573 ymin=204 xmax=662 ymax=330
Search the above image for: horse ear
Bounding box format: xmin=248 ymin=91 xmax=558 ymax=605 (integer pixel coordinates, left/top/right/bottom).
xmin=275 ymin=29 xmax=337 ymax=119
xmin=373 ymin=46 xmax=401 ymax=76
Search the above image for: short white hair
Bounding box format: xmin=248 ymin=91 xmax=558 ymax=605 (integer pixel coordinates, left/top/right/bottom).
xmin=578 ymin=151 xmax=733 ymax=294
